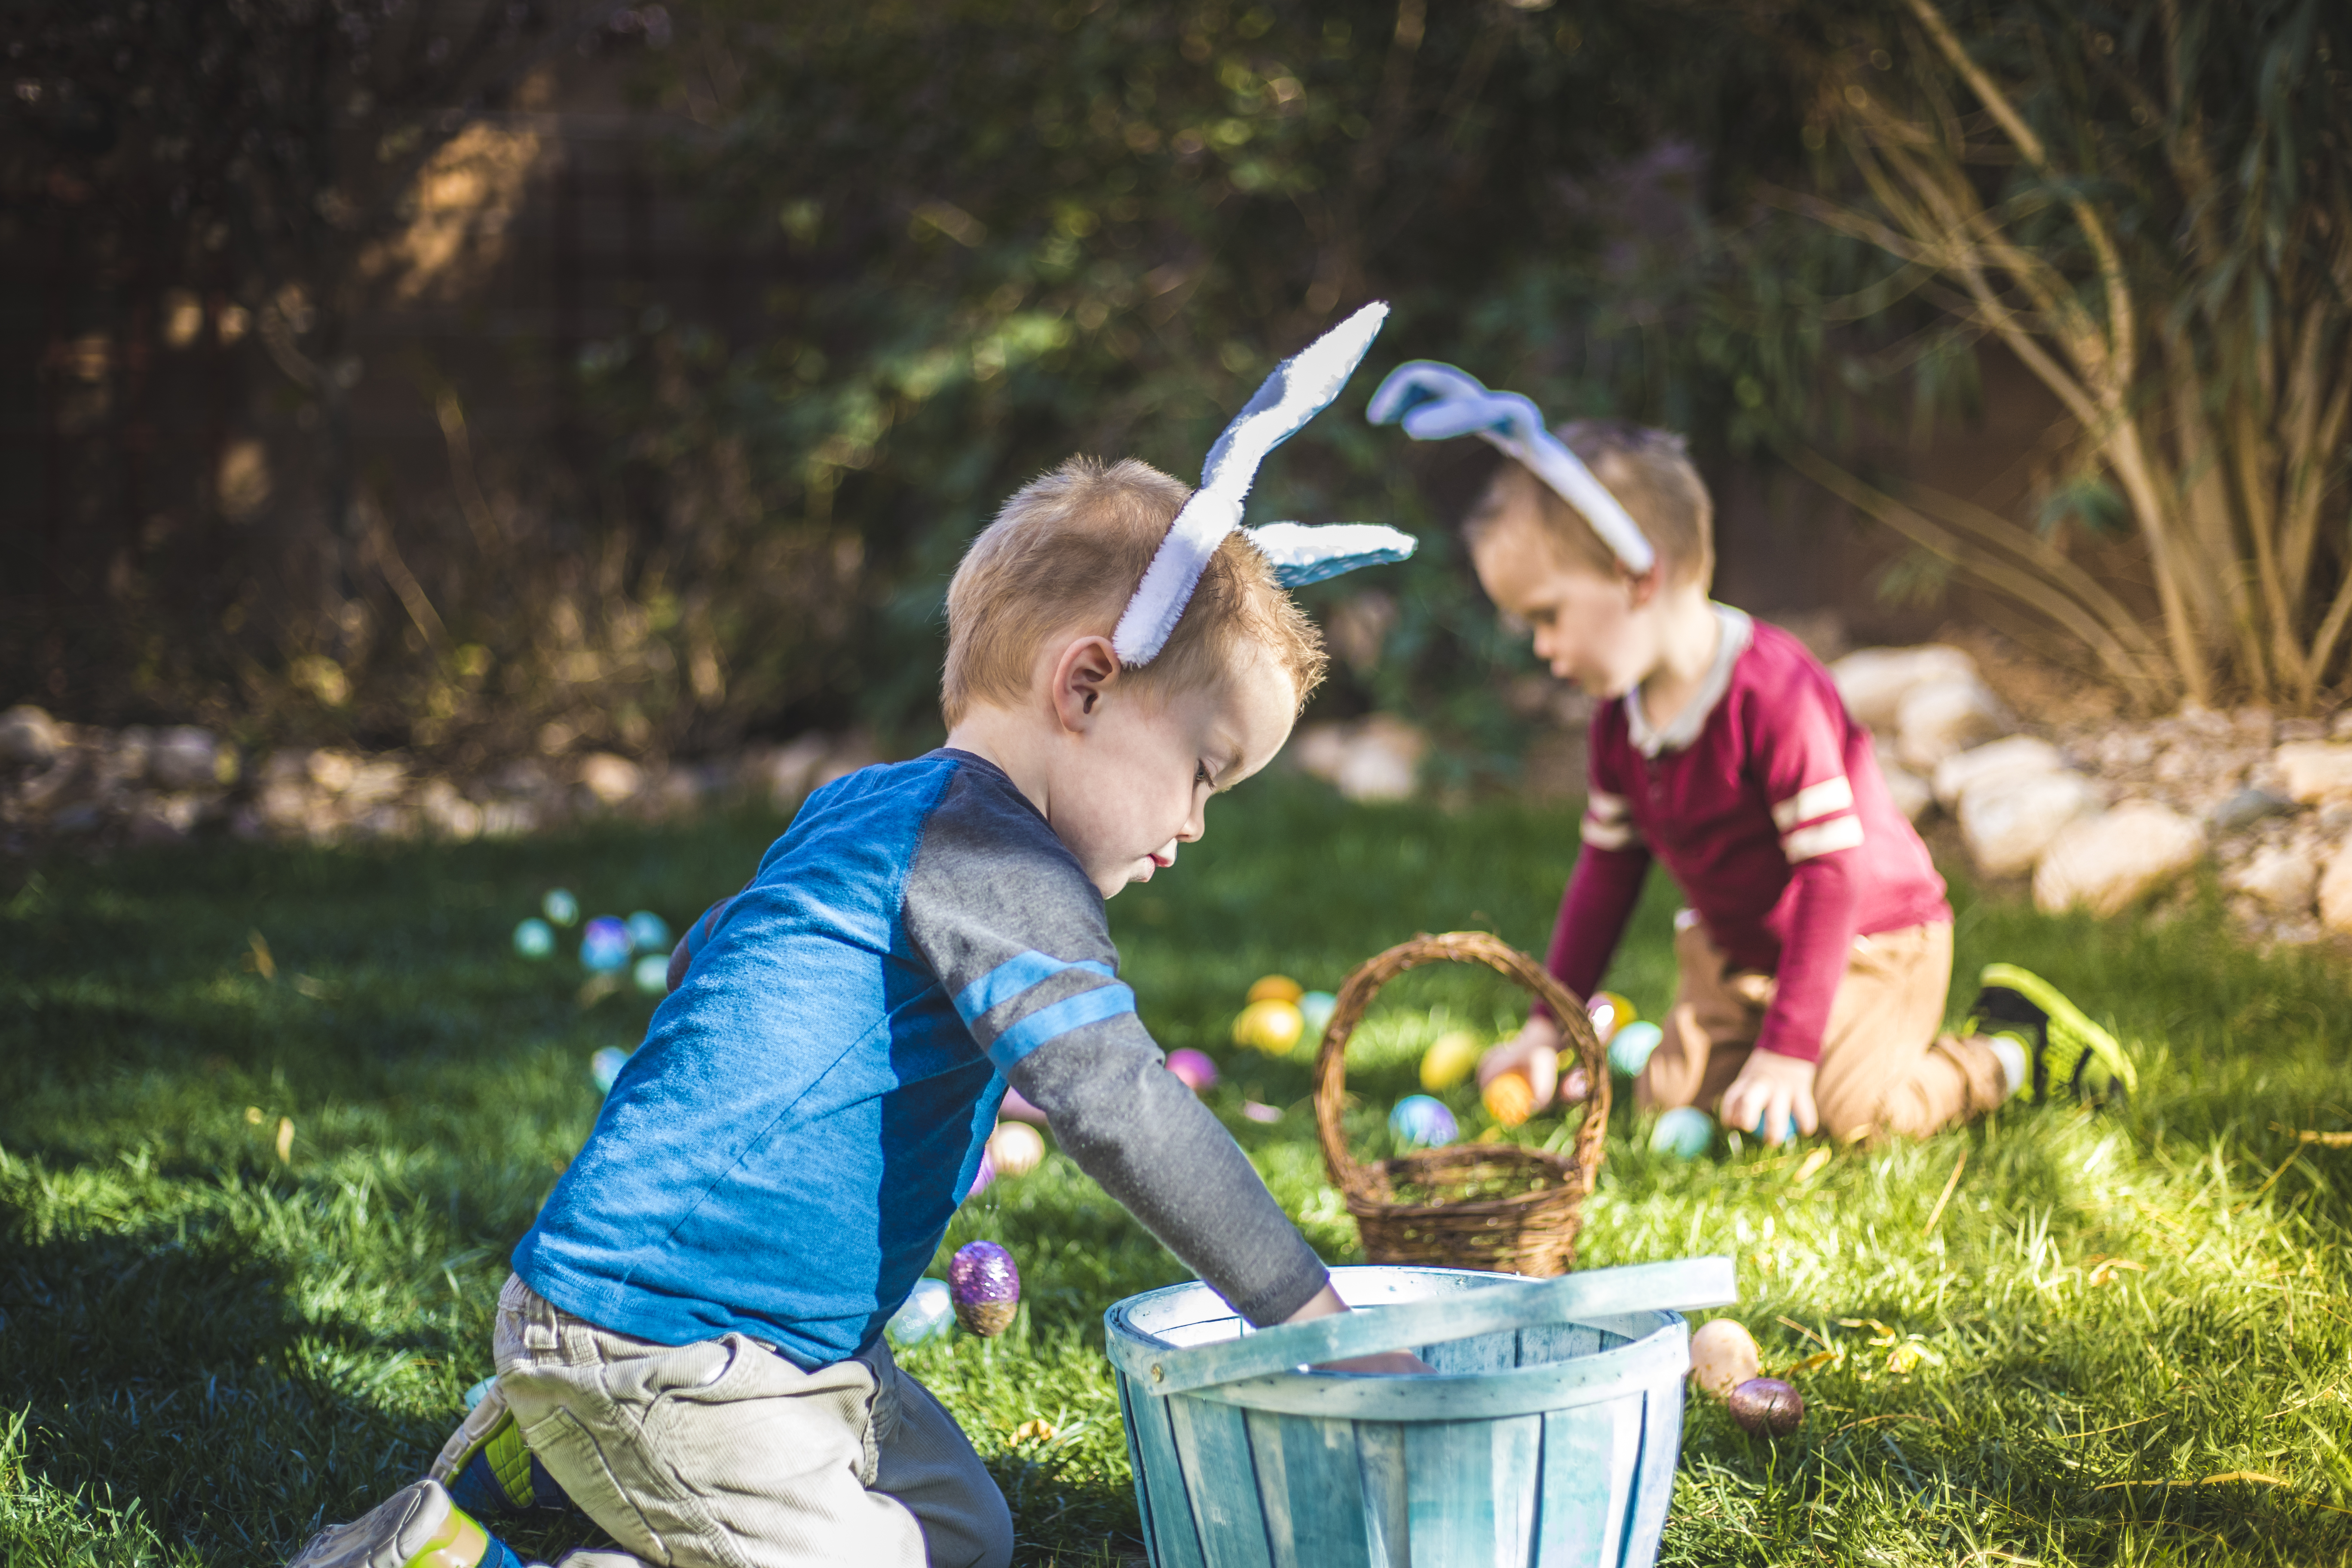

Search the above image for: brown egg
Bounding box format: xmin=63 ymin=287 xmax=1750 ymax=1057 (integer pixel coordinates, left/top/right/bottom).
xmin=1687 ymin=1318 xmax=1762 ymax=1400
xmin=1727 ymin=1377 xmax=1805 ymax=1437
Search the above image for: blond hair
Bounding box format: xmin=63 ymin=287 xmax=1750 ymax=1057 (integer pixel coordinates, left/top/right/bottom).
xmin=1465 ymin=419 xmax=1713 ymax=588
xmin=941 ymin=457 xmax=1329 ymax=726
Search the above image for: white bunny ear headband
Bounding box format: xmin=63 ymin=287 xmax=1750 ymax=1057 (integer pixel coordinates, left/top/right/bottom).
xmin=1365 ymin=360 xmax=1656 ymax=576
xmin=1111 ymin=302 xmax=1419 ymax=666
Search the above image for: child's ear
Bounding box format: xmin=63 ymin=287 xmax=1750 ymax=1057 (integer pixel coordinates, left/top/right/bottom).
xmin=1049 ymin=634 xmax=1121 ymax=734
xmin=1626 ymin=562 xmax=1665 ymax=608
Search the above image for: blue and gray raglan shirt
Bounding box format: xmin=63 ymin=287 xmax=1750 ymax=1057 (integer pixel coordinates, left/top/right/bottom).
xmin=512 ymin=748 xmax=1329 ymax=1368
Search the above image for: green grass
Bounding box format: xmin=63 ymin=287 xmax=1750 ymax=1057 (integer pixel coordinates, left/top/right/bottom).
xmin=6 ymin=775 xmax=2352 ymax=1565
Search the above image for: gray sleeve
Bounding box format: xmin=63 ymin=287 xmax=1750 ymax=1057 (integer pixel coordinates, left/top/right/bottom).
xmin=904 ymin=763 xmax=1330 ymax=1328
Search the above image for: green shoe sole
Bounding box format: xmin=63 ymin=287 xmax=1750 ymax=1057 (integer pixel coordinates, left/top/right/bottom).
xmin=1978 ymin=962 xmax=2138 ymax=1103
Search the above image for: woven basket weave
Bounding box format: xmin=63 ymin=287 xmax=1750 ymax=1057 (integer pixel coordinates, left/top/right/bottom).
xmin=1312 ymin=931 xmax=1608 ymax=1278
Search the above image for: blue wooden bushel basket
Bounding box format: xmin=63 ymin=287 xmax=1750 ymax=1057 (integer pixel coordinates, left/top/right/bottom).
xmin=1105 ymin=1256 xmax=1736 ymax=1568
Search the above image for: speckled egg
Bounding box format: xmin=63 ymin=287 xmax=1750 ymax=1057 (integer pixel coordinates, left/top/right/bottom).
xmin=1297 ymin=990 xmax=1338 ymax=1038
xmin=1649 ymin=1105 xmax=1714 ymax=1158
xmin=1727 ymin=1376 xmax=1805 ymax=1437
xmin=987 ymin=1121 xmax=1045 ymax=1178
xmin=1232 ymin=998 xmax=1306 ymax=1055
xmin=1388 ymin=1094 xmax=1458 ymax=1149
xmin=1483 ymin=1071 xmax=1536 ymax=1128
xmin=1165 ymin=1049 xmax=1219 ymax=1093
xmin=887 ymin=1278 xmax=955 ymax=1348
xmin=1688 ymin=1318 xmax=1762 ymax=1399
xmin=1609 ymin=1020 xmax=1666 ymax=1079
xmin=949 ymin=1240 xmax=1021 ymax=1336
xmin=1586 ymin=990 xmax=1636 ymax=1045
xmin=1420 ymin=1030 xmax=1482 ymax=1092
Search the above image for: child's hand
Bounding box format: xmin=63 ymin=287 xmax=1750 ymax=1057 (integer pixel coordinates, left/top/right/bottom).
xmin=1477 ymin=1014 xmax=1562 ymax=1112
xmin=1718 ymin=1048 xmax=1819 ymax=1146
xmin=1286 ymin=1281 xmax=1437 ymax=1376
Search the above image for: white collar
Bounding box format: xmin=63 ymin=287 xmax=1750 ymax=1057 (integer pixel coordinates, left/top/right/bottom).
xmin=1626 ymin=604 xmax=1752 ymax=757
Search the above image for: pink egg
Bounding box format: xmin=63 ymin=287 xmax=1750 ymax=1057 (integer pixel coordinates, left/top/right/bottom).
xmin=1166 ymin=1049 xmax=1219 ymax=1093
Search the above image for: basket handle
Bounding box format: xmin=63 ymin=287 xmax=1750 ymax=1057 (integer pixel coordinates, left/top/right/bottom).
xmin=1311 ymin=931 xmax=1609 ymax=1194
xmin=1118 ymin=1256 xmax=1737 ymax=1397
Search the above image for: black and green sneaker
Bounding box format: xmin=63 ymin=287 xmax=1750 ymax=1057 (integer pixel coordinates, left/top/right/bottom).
xmin=1969 ymin=962 xmax=2138 ymax=1106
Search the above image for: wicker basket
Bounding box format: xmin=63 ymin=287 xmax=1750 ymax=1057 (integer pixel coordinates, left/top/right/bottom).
xmin=1312 ymin=931 xmax=1608 ymax=1278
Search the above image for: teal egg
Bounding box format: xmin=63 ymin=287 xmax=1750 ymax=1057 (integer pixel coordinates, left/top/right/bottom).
xmin=590 ymin=1046 xmax=631 ymax=1093
xmin=1608 ymin=1020 xmax=1665 ymax=1078
xmin=1388 ymin=1094 xmax=1459 ymax=1149
xmin=1298 ymin=990 xmax=1338 ymax=1038
xmin=625 ymin=910 xmax=672 ymax=952
xmin=887 ymin=1278 xmax=955 ymax=1348
xmin=461 ymin=1376 xmax=496 ymax=1412
xmin=1649 ymin=1106 xmax=1714 ymax=1159
xmin=633 ymin=954 xmax=671 ymax=995
xmin=542 ymin=889 xmax=580 ymax=926
xmin=513 ymin=918 xmax=555 ymax=959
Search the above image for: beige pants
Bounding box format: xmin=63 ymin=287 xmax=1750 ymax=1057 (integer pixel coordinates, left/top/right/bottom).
xmin=432 ymin=1275 xmax=1013 ymax=1568
xmin=1635 ymin=916 xmax=2007 ymax=1142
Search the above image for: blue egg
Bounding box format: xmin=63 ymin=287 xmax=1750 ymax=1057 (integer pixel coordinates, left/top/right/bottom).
xmin=887 ymin=1277 xmax=955 ymax=1348
xmin=461 ymin=1376 xmax=497 ymax=1412
xmin=625 ymin=910 xmax=672 ymax=953
xmin=590 ymin=1046 xmax=631 ymax=1093
xmin=1389 ymin=1094 xmax=1459 ymax=1150
xmin=633 ymin=954 xmax=671 ymax=995
xmin=513 ymin=918 xmax=555 ymax=959
xmin=1608 ymin=1020 xmax=1665 ymax=1078
xmin=1298 ymin=990 xmax=1338 ymax=1038
xmin=1649 ymin=1106 xmax=1715 ymax=1159
xmin=581 ymin=916 xmax=633 ymax=973
xmin=542 ymin=889 xmax=580 ymax=927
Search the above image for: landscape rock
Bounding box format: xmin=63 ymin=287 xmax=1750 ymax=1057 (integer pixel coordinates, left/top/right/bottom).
xmin=0 ymin=705 xmax=63 ymax=767
xmin=1894 ymin=679 xmax=2009 ymax=772
xmin=2208 ymin=787 xmax=2297 ymax=836
xmin=2032 ymin=803 xmax=2205 ymax=917
xmin=2274 ymin=742 xmax=2352 ymax=804
xmin=576 ymin=751 xmax=644 ymax=807
xmin=1960 ymin=770 xmax=2101 ymax=878
xmin=1880 ymin=763 xmax=1932 ymax=824
xmin=150 ymin=726 xmax=229 ymax=790
xmin=1831 ymin=645 xmax=1978 ymax=730
xmin=1295 ymin=715 xmax=1427 ymax=802
xmin=2320 ymin=843 xmax=2352 ymax=934
xmin=2230 ymin=845 xmax=2319 ymax=913
xmin=1931 ymin=735 xmax=2067 ymax=811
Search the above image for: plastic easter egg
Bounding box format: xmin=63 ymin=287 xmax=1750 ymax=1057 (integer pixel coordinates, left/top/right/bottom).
xmin=1483 ymin=1071 xmax=1536 ymax=1128
xmin=1247 ymin=974 xmax=1305 ymax=1005
xmin=964 ymin=1152 xmax=997 ymax=1202
xmin=580 ymin=916 xmax=633 ymax=973
xmin=1587 ymin=991 xmax=1636 ymax=1045
xmin=1420 ymin=1030 xmax=1482 ymax=1091
xmin=625 ymin=910 xmax=672 ymax=953
xmin=1560 ymin=1066 xmax=1591 ymax=1106
xmin=1166 ymin=1048 xmax=1219 ymax=1093
xmin=987 ymin=1121 xmax=1045 ymax=1178
xmin=887 ymin=1278 xmax=955 ymax=1348
xmin=461 ymin=1376 xmax=496 ymax=1412
xmin=632 ymin=954 xmax=670 ymax=995
xmin=1298 ymin=990 xmax=1338 ymax=1038
xmin=1609 ymin=1020 xmax=1665 ymax=1079
xmin=1232 ymin=998 xmax=1305 ymax=1055
xmin=542 ymin=889 xmax=580 ymax=927
xmin=949 ymin=1240 xmax=1021 ymax=1336
xmin=1389 ymin=1094 xmax=1458 ymax=1149
xmin=1649 ymin=1105 xmax=1714 ymax=1158
xmin=1727 ymin=1376 xmax=1805 ymax=1437
xmin=513 ymin=918 xmax=555 ymax=959
xmin=1688 ymin=1319 xmax=1762 ymax=1399
xmin=590 ymin=1046 xmax=631 ymax=1093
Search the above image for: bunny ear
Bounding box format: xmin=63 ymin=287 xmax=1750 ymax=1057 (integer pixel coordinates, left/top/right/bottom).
xmin=1367 ymin=360 xmax=1657 ymax=576
xmin=1242 ymin=522 xmax=1418 ymax=587
xmin=1114 ymin=303 xmax=1391 ymax=665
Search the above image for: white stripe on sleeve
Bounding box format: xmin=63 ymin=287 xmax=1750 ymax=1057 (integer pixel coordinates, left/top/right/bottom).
xmin=1587 ymin=789 xmax=1629 ymax=823
xmin=1771 ymin=775 xmax=1854 ymax=831
xmin=1782 ymin=814 xmax=1864 ymax=862
xmin=1582 ymin=815 xmax=1640 ymax=851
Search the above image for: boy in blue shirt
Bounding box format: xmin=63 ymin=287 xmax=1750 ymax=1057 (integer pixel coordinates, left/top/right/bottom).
xmin=290 ymin=310 xmax=1421 ymax=1568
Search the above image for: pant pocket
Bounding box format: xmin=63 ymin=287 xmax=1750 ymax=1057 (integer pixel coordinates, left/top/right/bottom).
xmin=521 ymin=1406 xmax=670 ymax=1565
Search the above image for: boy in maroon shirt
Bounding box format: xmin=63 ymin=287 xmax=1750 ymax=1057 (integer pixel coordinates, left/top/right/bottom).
xmin=1368 ymin=364 xmax=2136 ymax=1144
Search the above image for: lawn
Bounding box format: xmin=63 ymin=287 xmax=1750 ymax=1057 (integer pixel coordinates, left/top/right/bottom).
xmin=5 ymin=775 xmax=2352 ymax=1565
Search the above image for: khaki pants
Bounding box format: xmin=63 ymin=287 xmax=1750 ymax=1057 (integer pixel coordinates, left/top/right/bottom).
xmin=1635 ymin=916 xmax=2007 ymax=1142
xmin=432 ymin=1275 xmax=1014 ymax=1568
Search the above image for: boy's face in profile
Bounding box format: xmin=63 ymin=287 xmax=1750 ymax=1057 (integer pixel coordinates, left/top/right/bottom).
xmin=1470 ymin=505 xmax=1656 ymax=699
xmin=1055 ymin=641 xmax=1296 ymax=898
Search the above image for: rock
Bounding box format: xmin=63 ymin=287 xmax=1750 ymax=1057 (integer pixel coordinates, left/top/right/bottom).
xmin=2274 ymin=743 xmax=2352 ymax=804
xmin=0 ymin=705 xmax=63 ymax=767
xmin=749 ymin=735 xmax=835 ymax=808
xmin=417 ymin=778 xmax=484 ymax=840
xmin=2032 ymin=803 xmax=2204 ymax=916
xmin=577 ymin=751 xmax=644 ymax=807
xmin=2208 ymin=787 xmax=2297 ymax=836
xmin=1335 ymin=715 xmax=1426 ymax=802
xmin=1895 ymin=679 xmax=2008 ymax=772
xmin=1960 ymin=770 xmax=2100 ymax=878
xmin=149 ymin=726 xmax=226 ymax=790
xmin=1932 ymin=736 xmax=2067 ymax=811
xmin=2320 ymin=843 xmax=2352 ymax=934
xmin=1830 ymin=645 xmax=1979 ymax=730
xmin=2230 ymin=845 xmax=2319 ymax=913
xmin=1880 ymin=763 xmax=1932 ymax=823
xmin=1291 ymin=723 xmax=1352 ymax=783
xmin=307 ymin=749 xmax=359 ymax=794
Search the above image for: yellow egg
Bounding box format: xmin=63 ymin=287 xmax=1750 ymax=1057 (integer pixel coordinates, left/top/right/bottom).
xmin=1687 ymin=1319 xmax=1762 ymax=1400
xmin=1587 ymin=990 xmax=1637 ymax=1046
xmin=987 ymin=1121 xmax=1045 ymax=1178
xmin=1232 ymin=998 xmax=1306 ymax=1055
xmin=1482 ymin=1071 xmax=1535 ymax=1127
xmin=1421 ymin=1030 xmax=1483 ymax=1091
xmin=1246 ymin=974 xmax=1305 ymax=1005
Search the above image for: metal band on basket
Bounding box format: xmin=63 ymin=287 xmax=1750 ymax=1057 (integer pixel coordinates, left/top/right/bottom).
xmin=1311 ymin=931 xmax=1610 ymax=1278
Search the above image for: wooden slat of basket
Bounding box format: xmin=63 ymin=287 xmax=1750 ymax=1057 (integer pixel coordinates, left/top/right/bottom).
xmin=1311 ymin=931 xmax=1609 ymax=1277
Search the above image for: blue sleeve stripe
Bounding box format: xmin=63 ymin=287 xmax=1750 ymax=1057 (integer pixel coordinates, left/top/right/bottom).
xmin=952 ymin=950 xmax=1115 ymax=1023
xmin=986 ymin=983 xmax=1137 ymax=1069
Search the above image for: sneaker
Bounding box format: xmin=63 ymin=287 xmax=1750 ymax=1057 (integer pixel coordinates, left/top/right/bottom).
xmin=440 ymin=1400 xmax=573 ymax=1519
xmin=1969 ymin=963 xmax=2138 ymax=1106
xmin=287 ymin=1479 xmax=526 ymax=1568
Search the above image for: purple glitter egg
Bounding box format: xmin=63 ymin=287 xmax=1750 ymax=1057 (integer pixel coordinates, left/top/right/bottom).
xmin=949 ymin=1240 xmax=1020 ymax=1337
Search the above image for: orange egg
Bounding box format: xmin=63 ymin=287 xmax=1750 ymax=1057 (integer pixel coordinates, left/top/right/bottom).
xmin=1483 ymin=1071 xmax=1536 ymax=1127
xmin=1246 ymin=974 xmax=1306 ymax=1005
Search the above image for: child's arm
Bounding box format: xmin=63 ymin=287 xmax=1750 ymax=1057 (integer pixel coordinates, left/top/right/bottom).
xmin=665 ymin=894 xmax=739 ymax=992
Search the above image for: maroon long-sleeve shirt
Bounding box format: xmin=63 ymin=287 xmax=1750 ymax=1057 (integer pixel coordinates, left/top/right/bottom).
xmin=1544 ymin=610 xmax=1950 ymax=1063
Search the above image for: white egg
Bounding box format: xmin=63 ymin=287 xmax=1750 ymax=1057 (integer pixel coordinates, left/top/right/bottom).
xmin=1688 ymin=1318 xmax=1762 ymax=1400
